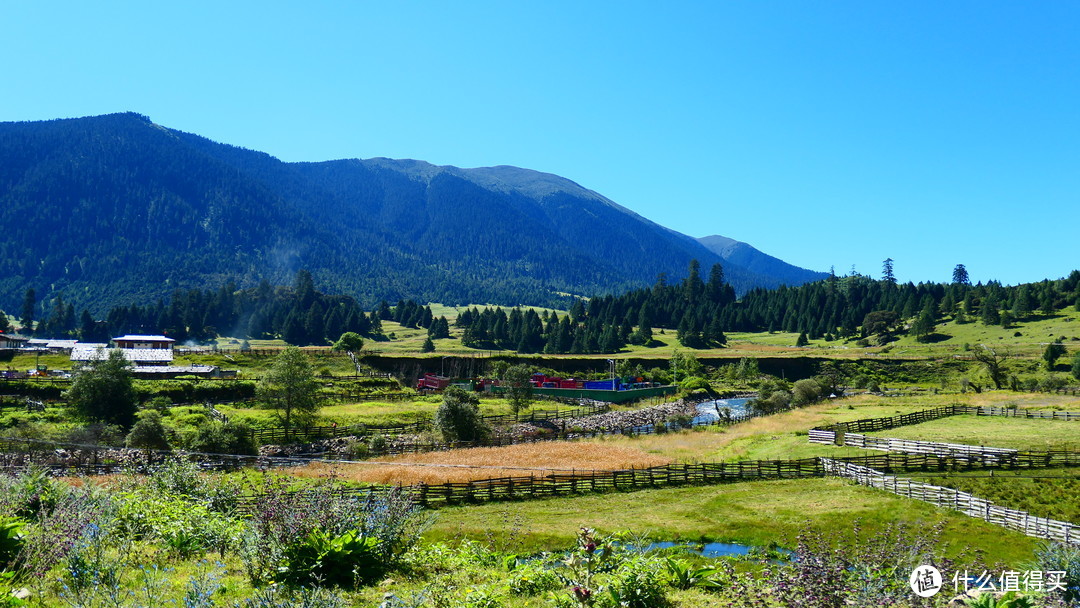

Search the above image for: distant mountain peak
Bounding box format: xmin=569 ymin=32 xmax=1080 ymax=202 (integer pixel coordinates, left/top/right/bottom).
xmin=698 ymin=234 xmax=827 ymax=287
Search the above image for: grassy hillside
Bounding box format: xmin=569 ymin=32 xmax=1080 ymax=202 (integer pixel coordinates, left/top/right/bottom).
xmin=353 ymin=304 xmax=1080 ymax=362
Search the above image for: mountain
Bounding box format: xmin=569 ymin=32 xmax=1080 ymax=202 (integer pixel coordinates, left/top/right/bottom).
xmin=0 ymin=113 xmax=825 ymax=315
xmin=697 ymin=235 xmax=829 ymax=288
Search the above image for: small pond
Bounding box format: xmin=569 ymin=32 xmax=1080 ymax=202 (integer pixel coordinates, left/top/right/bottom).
xmin=637 ymin=540 xmax=755 ymax=557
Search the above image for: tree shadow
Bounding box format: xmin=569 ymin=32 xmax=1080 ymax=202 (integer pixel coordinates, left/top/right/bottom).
xmin=916 ymin=332 xmax=951 ymax=344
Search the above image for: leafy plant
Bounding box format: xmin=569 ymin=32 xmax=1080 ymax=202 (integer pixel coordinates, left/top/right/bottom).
xmin=663 ymin=557 xmax=721 ymax=590
xmin=605 ymin=555 xmax=670 ymax=608
xmin=507 ymin=561 xmax=562 ymax=596
xmin=0 ymin=517 xmax=26 ymax=570
xmin=963 ymin=591 xmax=1036 ymax=608
xmin=278 ymin=529 xmax=383 ymax=587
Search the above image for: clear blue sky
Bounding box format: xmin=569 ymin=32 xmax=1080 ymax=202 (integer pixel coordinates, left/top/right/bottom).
xmin=3 ymin=2 xmax=1077 ymax=286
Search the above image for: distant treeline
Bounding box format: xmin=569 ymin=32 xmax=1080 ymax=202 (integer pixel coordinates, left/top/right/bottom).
xmin=459 ymin=263 xmax=1080 ymax=353
xmin=15 ymin=270 xmax=446 ymax=347
xmin=13 ymin=262 xmax=1080 ymax=353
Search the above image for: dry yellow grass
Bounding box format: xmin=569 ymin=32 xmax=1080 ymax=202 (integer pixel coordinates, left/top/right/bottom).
xmin=282 ymin=442 xmax=672 ymax=485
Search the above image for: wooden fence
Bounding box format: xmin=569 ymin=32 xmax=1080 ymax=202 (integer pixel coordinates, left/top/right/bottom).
xmin=232 ymin=448 xmax=1080 ymax=510
xmin=809 ymin=430 xmax=1021 ymax=462
xmin=808 ymin=405 xmax=1080 ymax=463
xmin=813 ymin=405 xmax=1080 ymax=437
xmin=822 ymin=459 xmax=1080 ymax=545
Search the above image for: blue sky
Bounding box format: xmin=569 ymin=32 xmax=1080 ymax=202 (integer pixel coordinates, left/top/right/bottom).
xmin=3 ymin=2 xmax=1077 ymax=286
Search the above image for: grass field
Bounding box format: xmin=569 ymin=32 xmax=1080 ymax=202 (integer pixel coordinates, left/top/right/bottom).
xmin=216 ymin=395 xmax=586 ymax=428
xmin=863 ymin=414 xmax=1080 ymax=450
xmin=425 ymin=477 xmax=1040 ymax=565
xmin=577 ymin=392 xmax=1080 ymax=463
xmin=909 ymin=471 xmax=1080 ymax=523
xmin=353 ymin=303 xmax=1080 ymax=362
xmin=282 ymin=442 xmax=673 ymax=485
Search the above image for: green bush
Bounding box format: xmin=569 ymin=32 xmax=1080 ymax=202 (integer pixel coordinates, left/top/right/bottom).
xmin=0 ymin=516 xmax=26 ymax=569
xmin=791 ymin=378 xmax=823 ymax=407
xmin=183 ymin=420 xmax=256 ymax=455
xmin=126 ymin=410 xmax=171 ymax=451
xmin=435 ymin=387 xmax=489 ymax=443
xmin=368 ymin=433 xmax=389 ymax=453
xmin=114 ymin=490 xmax=240 ymax=557
xmin=278 ymin=529 xmax=383 ymax=587
xmin=507 ymin=561 xmax=562 ymax=596
xmin=603 ymin=556 xmax=671 ymax=608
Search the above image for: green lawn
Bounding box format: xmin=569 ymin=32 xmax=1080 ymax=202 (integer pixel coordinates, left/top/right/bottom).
xmin=217 ymin=395 xmax=589 ymax=428
xmin=863 ymin=414 xmax=1080 ymax=451
xmin=908 ymin=470 xmax=1080 ymax=523
xmin=426 ymin=477 xmax=1040 ymax=565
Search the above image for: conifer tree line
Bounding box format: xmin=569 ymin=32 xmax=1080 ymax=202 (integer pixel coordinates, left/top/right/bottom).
xmin=14 ymin=262 xmax=1080 ymax=352
xmin=457 ymin=259 xmax=736 ymax=354
xmin=459 ymin=262 xmax=1080 ymax=352
xmin=17 ymin=270 xmax=449 ymax=347
xmin=730 ymin=265 xmax=1080 ymax=342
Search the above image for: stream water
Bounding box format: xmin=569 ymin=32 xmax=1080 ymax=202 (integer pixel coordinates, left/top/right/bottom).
xmin=690 ymin=398 xmax=752 ymax=425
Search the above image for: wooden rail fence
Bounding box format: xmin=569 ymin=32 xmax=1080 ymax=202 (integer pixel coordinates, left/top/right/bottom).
xmin=813 ymin=405 xmax=1080 ymax=437
xmin=822 ymin=459 xmax=1080 ymax=545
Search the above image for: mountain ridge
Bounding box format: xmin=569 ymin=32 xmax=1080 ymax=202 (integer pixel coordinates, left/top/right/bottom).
xmin=0 ymin=112 xmax=826 ymax=315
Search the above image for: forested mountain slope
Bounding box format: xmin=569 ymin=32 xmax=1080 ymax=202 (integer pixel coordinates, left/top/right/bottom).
xmin=0 ymin=113 xmax=824 ymax=314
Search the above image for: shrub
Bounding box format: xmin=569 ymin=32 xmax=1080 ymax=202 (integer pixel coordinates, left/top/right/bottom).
xmin=369 ymin=433 xmax=389 ymax=454
xmin=16 ymin=487 xmax=111 ymax=582
xmin=1032 ymin=541 xmax=1080 ymax=604
xmin=347 ymin=438 xmax=371 ymax=459
xmin=185 ymin=420 xmax=256 ymax=455
xmin=791 ymin=378 xmax=823 ymax=407
xmin=0 ymin=516 xmax=26 ymax=570
xmin=146 ymin=458 xmax=241 ymax=513
xmin=1039 ymin=375 xmax=1067 ymax=393
xmin=126 ymin=410 xmax=171 ymax=451
xmin=749 ymin=391 xmax=790 ymax=416
xmin=279 ymin=529 xmax=383 ymax=586
xmin=239 ymin=480 xmax=430 ymax=587
xmin=605 ymin=555 xmax=671 ymax=608
xmin=666 ymin=414 xmax=693 ymax=429
xmin=507 ymin=561 xmax=562 ymax=596
xmin=435 ymin=387 xmax=489 ymax=443
xmin=113 ymin=489 xmax=240 ymax=557
xmin=65 ymin=423 xmax=125 ymax=447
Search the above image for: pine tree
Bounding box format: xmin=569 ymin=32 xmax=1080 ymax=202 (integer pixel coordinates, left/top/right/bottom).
xmin=952 ymin=264 xmax=970 ymax=285
xmin=913 ymin=302 xmax=936 ymax=342
xmin=882 ymin=259 xmax=896 ymax=285
xmin=20 ymin=289 xmax=35 ymax=332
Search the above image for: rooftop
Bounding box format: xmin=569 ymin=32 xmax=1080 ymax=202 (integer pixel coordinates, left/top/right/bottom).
xmin=71 ymin=345 xmax=174 ymax=363
xmin=112 ymin=335 xmax=175 ymax=343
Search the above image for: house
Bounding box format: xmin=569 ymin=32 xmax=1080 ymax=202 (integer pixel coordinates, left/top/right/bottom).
xmin=112 ymin=334 xmax=174 ymax=366
xmin=70 ymin=335 xmax=174 ymax=366
xmin=112 ymin=335 xmax=175 ymax=350
xmin=0 ymin=334 xmax=29 ymax=349
xmin=26 ymin=338 xmax=78 ymax=353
